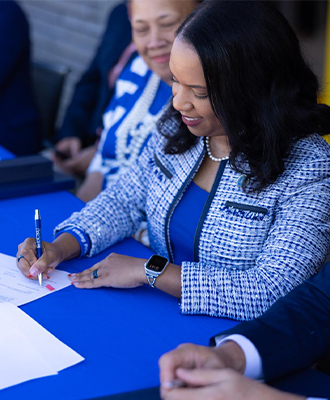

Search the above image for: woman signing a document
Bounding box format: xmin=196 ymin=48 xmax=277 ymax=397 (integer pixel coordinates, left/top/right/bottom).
xmin=16 ymin=0 xmax=330 ymax=321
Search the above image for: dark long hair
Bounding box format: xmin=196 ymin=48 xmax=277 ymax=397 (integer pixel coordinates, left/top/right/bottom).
xmin=160 ymin=0 xmax=330 ymax=192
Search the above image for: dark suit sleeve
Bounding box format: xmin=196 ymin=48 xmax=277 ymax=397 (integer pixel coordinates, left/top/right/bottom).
xmin=0 ymin=1 xmax=29 ymax=92
xmin=210 ymin=261 xmax=330 ymax=382
xmin=57 ymin=2 xmax=131 ymax=143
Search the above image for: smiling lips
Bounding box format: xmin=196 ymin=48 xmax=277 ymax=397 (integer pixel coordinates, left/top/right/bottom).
xmin=151 ymin=54 xmax=171 ymax=64
xmin=181 ymin=115 xmax=203 ymax=127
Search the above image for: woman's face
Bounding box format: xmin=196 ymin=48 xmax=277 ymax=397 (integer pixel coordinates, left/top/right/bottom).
xmin=170 ymin=38 xmax=226 ymax=138
xmin=131 ymin=0 xmax=196 ymax=84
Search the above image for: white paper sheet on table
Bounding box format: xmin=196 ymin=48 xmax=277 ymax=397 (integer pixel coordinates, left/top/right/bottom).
xmin=0 ymin=302 xmax=84 ymax=391
xmin=0 ymin=252 xmax=71 ymax=306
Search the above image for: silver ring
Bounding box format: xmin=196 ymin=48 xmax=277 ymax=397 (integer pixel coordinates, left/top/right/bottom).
xmin=92 ymin=270 xmax=98 ymax=279
xmin=17 ymin=255 xmax=25 ymax=263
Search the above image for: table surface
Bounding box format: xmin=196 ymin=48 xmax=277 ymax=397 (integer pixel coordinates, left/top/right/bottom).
xmin=0 ymin=191 xmax=240 ymax=400
xmin=0 ymin=190 xmax=329 ymax=400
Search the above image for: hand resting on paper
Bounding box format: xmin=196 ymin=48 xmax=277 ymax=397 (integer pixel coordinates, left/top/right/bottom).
xmin=69 ymin=253 xmax=148 ymax=289
xmin=16 ymin=233 xmax=80 ymax=280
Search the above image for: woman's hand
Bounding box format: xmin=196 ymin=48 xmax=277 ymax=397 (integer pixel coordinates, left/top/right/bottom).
xmin=16 ymin=238 xmax=63 ymax=280
xmin=16 ymin=233 xmax=81 ymax=280
xmin=161 ymin=368 xmax=306 ymax=400
xmin=69 ymin=253 xmax=147 ymax=289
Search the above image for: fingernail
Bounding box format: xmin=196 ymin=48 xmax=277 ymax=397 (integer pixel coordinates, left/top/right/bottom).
xmin=28 ymin=274 xmax=33 ymax=278
xmin=47 ymin=276 xmax=50 ymax=279
xmin=68 ymin=274 xmax=71 ymax=277
xmin=164 ymin=380 xmax=186 ymax=389
xmin=71 ymin=282 xmax=75 ymax=285
xmin=30 ymin=267 xmax=38 ymax=276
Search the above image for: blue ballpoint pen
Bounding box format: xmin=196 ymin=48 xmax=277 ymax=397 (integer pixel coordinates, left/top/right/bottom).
xmin=35 ymin=209 xmax=43 ymax=286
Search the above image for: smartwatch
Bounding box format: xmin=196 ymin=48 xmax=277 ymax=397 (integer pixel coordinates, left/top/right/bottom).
xmin=144 ymin=255 xmax=169 ymax=288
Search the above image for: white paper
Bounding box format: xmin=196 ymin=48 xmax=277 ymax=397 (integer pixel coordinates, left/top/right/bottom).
xmin=0 ymin=302 xmax=84 ymax=391
xmin=0 ymin=252 xmax=71 ymax=306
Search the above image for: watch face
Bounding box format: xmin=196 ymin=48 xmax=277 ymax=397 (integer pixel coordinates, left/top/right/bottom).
xmin=147 ymin=255 xmax=168 ymax=272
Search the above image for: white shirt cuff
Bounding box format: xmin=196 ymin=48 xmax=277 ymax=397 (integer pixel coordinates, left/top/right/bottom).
xmin=215 ymin=334 xmax=263 ymax=380
xmin=307 ymin=398 xmax=329 ymax=400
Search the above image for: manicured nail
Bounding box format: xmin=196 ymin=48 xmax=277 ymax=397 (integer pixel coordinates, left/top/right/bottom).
xmin=68 ymin=274 xmax=71 ymax=277
xmin=28 ymin=274 xmax=33 ymax=278
xmin=30 ymin=267 xmax=38 ymax=276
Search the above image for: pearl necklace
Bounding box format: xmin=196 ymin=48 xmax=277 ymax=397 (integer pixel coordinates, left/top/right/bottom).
xmin=115 ymin=72 xmax=161 ymax=169
xmin=205 ymin=136 xmax=229 ymax=162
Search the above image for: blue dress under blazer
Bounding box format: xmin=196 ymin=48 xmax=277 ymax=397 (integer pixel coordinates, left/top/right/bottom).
xmin=0 ymin=0 xmax=41 ymax=156
xmin=211 ymin=260 xmax=330 ymax=385
xmin=55 ymin=111 xmax=330 ymax=320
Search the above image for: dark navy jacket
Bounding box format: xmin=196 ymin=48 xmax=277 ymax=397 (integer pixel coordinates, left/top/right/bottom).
xmin=0 ymin=0 xmax=41 ymax=156
xmin=57 ymin=2 xmax=132 ymax=146
xmin=211 ymin=261 xmax=330 ymax=382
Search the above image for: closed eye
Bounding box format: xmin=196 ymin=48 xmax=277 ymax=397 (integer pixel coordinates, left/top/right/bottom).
xmin=194 ymin=93 xmax=208 ymax=100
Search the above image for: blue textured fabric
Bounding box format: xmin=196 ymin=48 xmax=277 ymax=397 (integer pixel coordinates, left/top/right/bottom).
xmin=88 ymin=55 xmax=172 ymax=188
xmin=170 ymin=181 xmax=208 ymax=265
xmin=54 ymin=227 xmax=90 ymax=258
xmin=55 ymin=114 xmax=330 ymax=320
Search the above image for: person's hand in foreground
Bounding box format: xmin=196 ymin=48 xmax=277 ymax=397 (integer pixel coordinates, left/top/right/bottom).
xmin=160 ymin=367 xmax=306 ymax=400
xmin=159 ymin=343 xmax=245 ymax=389
xmin=16 ymin=233 xmax=80 ymax=280
xmin=159 ymin=343 xmax=305 ymax=400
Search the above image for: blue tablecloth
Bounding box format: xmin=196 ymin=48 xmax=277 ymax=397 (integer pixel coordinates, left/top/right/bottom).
xmin=0 ymin=191 xmax=239 ymax=400
xmin=0 ymin=191 xmax=329 ymax=399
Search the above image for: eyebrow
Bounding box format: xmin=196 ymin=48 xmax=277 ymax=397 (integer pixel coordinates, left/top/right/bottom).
xmin=171 ymin=71 xmax=207 ymax=90
xmin=134 ymin=14 xmax=176 ymax=24
xmin=187 ymin=84 xmax=207 ymax=89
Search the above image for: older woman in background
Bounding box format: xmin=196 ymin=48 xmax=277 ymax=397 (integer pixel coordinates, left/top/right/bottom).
xmin=76 ymin=0 xmax=201 ymax=202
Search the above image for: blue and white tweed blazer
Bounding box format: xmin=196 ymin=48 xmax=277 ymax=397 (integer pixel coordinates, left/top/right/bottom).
xmin=56 ymin=127 xmax=330 ymax=321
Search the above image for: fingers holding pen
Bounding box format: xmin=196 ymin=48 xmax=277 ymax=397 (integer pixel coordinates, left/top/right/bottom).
xmin=17 ymin=237 xmax=37 ymax=278
xmin=16 ymin=238 xmax=59 ymax=280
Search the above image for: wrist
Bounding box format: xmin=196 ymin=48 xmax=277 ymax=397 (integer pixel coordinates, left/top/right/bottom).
xmin=214 ymin=340 xmax=246 ymax=374
xmin=53 ymin=233 xmax=80 ymax=262
xmin=137 ymin=258 xmax=149 ymax=285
